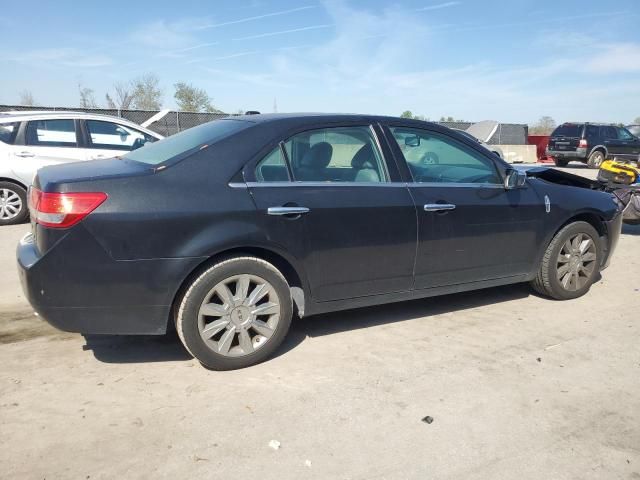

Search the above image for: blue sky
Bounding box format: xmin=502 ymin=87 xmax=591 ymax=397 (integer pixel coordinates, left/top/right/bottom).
xmin=1 ymin=0 xmax=638 ymax=123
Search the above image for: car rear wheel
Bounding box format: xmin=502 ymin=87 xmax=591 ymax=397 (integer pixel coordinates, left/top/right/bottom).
xmin=587 ymin=150 xmax=605 ymax=169
xmin=175 ymin=256 xmax=293 ymax=370
xmin=0 ymin=182 xmax=28 ymax=226
xmin=531 ymin=221 xmax=601 ymax=300
xmin=553 ymin=157 xmax=569 ymax=167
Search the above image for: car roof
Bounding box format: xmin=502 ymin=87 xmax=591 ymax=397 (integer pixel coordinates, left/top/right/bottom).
xmin=231 ymin=112 xmax=444 ymax=129
xmin=0 ymin=111 xmax=163 ymax=138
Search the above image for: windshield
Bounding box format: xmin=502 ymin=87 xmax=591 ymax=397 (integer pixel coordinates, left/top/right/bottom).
xmin=627 ymin=125 xmax=640 ymax=137
xmin=552 ymin=124 xmax=583 ymax=138
xmin=123 ymin=119 xmax=250 ymax=165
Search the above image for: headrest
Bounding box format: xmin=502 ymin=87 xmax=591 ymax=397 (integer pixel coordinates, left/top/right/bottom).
xmin=351 ymin=144 xmax=376 ymax=169
xmin=300 ymin=142 xmax=333 ymax=169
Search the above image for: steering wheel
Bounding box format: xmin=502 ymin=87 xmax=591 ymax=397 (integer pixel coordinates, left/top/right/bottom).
xmin=420 ymin=151 xmax=439 ymax=165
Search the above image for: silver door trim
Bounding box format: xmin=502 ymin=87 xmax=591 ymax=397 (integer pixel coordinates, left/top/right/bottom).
xmin=424 ymin=204 xmax=456 ymax=212
xmin=267 ymin=206 xmax=310 ymax=216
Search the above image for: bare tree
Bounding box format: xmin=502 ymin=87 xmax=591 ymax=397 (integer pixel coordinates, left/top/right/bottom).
xmin=78 ymin=83 xmax=97 ymax=108
xmin=19 ymin=90 xmax=36 ymax=106
xmin=105 ymin=82 xmax=135 ymax=110
xmin=634 ymin=117 xmax=640 ymax=124
xmin=174 ymin=82 xmax=219 ymax=112
xmin=132 ymin=73 xmax=162 ymax=110
xmin=530 ymin=116 xmax=556 ymax=135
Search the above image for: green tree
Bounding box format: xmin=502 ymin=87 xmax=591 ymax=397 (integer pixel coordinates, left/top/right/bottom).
xmin=634 ymin=117 xmax=640 ymax=124
xmin=174 ymin=82 xmax=219 ymax=113
xmin=400 ymin=110 xmax=414 ymax=119
xmin=530 ymin=116 xmax=556 ymax=135
xmin=132 ymin=73 xmax=162 ymax=110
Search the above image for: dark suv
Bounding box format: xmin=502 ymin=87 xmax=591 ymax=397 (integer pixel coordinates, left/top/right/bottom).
xmin=547 ymin=122 xmax=640 ymax=169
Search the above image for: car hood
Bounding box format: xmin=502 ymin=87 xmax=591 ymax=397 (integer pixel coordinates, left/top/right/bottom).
xmin=514 ymin=165 xmax=602 ymax=189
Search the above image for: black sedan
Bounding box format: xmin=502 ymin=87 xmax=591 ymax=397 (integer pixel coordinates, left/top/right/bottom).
xmin=17 ymin=114 xmax=622 ymax=370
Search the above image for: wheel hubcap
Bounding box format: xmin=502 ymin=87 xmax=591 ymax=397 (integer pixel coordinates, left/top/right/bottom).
xmin=0 ymin=188 xmax=22 ymax=220
xmin=556 ymin=233 xmax=597 ymax=291
xmin=197 ymin=274 xmax=280 ymax=357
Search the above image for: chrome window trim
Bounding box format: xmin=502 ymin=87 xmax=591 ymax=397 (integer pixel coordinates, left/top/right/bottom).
xmin=243 ymin=181 xmax=409 ymax=188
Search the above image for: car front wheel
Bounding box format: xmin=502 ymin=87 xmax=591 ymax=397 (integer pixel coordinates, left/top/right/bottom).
xmin=0 ymin=182 xmax=28 ymax=226
xmin=175 ymin=256 xmax=293 ymax=370
xmin=531 ymin=221 xmax=601 ymax=300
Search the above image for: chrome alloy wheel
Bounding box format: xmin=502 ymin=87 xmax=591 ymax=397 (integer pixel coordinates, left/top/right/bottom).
xmin=556 ymin=233 xmax=597 ymax=291
xmin=198 ymin=274 xmax=281 ymax=357
xmin=0 ymin=189 xmax=22 ymax=220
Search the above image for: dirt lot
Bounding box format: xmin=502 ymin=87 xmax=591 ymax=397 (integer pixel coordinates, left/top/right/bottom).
xmin=1 ymin=166 xmax=639 ymax=479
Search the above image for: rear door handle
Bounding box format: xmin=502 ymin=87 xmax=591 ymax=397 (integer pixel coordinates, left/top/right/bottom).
xmin=424 ymin=203 xmax=456 ymax=212
xmin=267 ymin=206 xmax=310 ymax=216
xmin=15 ymin=151 xmax=35 ymax=158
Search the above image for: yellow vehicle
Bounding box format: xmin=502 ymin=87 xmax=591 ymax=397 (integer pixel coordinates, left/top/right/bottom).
xmin=597 ymin=158 xmax=640 ymax=185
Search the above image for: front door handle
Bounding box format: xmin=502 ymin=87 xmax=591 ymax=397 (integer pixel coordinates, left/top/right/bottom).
xmin=15 ymin=151 xmax=35 ymax=158
xmin=424 ymin=203 xmax=456 ymax=212
xmin=267 ymin=206 xmax=310 ymax=216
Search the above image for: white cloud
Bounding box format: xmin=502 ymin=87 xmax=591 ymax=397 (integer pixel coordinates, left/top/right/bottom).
xmin=416 ymin=2 xmax=461 ymax=12
xmin=583 ymin=43 xmax=640 ymax=73
xmin=7 ymin=48 xmax=112 ymax=68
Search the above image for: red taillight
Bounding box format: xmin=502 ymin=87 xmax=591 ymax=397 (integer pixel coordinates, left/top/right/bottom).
xmin=28 ymin=188 xmax=107 ymax=228
xmin=579 ymin=139 xmax=588 ymax=148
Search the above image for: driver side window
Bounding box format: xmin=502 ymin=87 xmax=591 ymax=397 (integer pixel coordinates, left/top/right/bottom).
xmin=390 ymin=127 xmax=501 ymax=184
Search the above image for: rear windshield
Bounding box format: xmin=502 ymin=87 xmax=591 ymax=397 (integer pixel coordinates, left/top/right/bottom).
xmin=552 ymin=124 xmax=584 ymax=138
xmin=123 ymin=119 xmax=250 ymax=166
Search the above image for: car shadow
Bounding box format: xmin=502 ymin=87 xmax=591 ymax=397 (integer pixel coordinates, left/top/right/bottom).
xmin=277 ymin=283 xmax=531 ymax=356
xmin=84 ymin=283 xmax=531 ymax=364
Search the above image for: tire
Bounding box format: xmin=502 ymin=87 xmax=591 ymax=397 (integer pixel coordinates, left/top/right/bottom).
xmin=553 ymin=157 xmax=569 ymax=167
xmin=531 ymin=221 xmax=602 ymax=300
xmin=0 ymin=182 xmax=28 ymax=226
xmin=175 ymin=256 xmax=293 ymax=370
xmin=587 ymin=150 xmax=605 ymax=169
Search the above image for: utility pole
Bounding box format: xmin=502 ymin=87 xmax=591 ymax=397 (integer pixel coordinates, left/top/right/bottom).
xmin=273 ymin=98 xmax=278 ymax=113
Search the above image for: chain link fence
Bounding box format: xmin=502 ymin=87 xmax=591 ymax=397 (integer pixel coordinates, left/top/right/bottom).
xmin=0 ymin=105 xmax=230 ymax=137
xmin=1 ymin=105 xmax=528 ymax=144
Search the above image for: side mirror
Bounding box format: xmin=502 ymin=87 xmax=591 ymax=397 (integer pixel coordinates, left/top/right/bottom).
xmin=504 ymin=168 xmax=527 ymax=189
xmin=405 ymin=135 xmax=420 ymax=147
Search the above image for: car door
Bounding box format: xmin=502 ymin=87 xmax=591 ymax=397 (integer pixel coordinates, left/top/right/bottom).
xmin=601 ymin=126 xmax=625 ymax=158
xmin=384 ymin=124 xmax=543 ymax=289
xmin=246 ymin=124 xmax=417 ymax=302
xmin=9 ymin=118 xmax=85 ymax=185
xmin=616 ymin=127 xmax=640 ymax=159
xmin=82 ymin=119 xmax=158 ymax=160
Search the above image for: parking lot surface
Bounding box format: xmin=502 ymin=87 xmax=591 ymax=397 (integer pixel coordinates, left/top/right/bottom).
xmin=1 ymin=165 xmax=639 ymax=479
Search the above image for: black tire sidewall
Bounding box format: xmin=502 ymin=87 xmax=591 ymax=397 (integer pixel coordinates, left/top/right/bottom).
xmin=178 ymin=258 xmax=293 ymax=370
xmin=0 ymin=182 xmax=28 ymax=225
xmin=546 ymin=222 xmax=602 ymax=300
xmin=554 ymin=158 xmax=569 ymax=167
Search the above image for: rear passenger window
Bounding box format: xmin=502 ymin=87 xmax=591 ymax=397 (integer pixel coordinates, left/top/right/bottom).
xmin=586 ymin=125 xmax=599 ymax=137
xmin=284 ymin=126 xmax=387 ymax=183
xmin=601 ymin=126 xmax=618 ymax=139
xmin=256 ymin=146 xmax=290 ymax=182
xmin=0 ymin=122 xmax=18 ymax=144
xmin=26 ymin=119 xmax=77 ymax=147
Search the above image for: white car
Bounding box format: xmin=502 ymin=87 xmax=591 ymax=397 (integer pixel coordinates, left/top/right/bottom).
xmin=0 ymin=111 xmax=163 ymax=225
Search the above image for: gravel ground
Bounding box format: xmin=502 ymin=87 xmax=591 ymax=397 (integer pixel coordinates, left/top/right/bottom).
xmin=1 ymin=165 xmax=639 ymax=479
